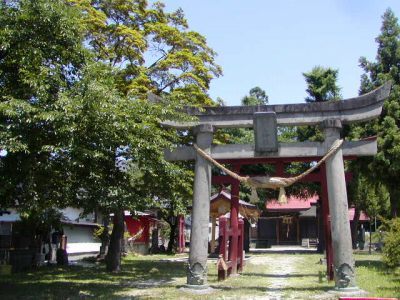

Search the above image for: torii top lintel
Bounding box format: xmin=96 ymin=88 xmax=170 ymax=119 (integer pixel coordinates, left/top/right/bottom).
xmin=162 ymin=82 xmax=391 ymax=129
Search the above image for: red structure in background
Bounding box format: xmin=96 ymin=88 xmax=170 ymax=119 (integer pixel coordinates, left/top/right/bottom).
xmin=212 ymin=154 xmax=357 ymax=281
xmin=177 ymin=215 xmax=185 ymax=253
xmin=125 ymin=214 xmax=157 ymax=245
xmin=217 ymin=216 xmax=244 ymax=280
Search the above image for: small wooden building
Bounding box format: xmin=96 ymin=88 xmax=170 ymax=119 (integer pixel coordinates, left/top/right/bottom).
xmin=260 ymin=194 xmax=319 ymax=246
xmin=209 ymin=189 xmax=260 ymax=253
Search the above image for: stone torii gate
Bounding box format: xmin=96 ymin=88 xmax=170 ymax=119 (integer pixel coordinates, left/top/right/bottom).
xmin=163 ymin=82 xmax=391 ymax=291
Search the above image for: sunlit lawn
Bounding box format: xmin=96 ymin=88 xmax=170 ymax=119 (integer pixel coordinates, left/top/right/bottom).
xmin=0 ymin=252 xmax=398 ymax=299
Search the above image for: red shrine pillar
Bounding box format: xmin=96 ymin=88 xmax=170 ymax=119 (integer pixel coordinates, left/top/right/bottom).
xmin=321 ymin=164 xmax=334 ymax=280
xmin=177 ymin=215 xmax=185 ymax=253
xmin=229 ymin=165 xmax=241 ymax=275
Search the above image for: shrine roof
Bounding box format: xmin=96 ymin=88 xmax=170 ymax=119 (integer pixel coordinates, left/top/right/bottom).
xmin=210 ymin=189 xmax=257 ymax=208
xmin=266 ymin=194 xmax=319 ymax=212
xmin=210 ymin=189 xmax=260 ymax=219
xmin=266 ymin=195 xmax=370 ymax=221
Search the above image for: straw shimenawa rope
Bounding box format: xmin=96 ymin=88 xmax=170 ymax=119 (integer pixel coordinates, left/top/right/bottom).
xmin=193 ymin=139 xmax=344 ymax=203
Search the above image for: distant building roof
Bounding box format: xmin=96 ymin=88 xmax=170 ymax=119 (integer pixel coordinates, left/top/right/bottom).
xmin=266 ymin=194 xmax=370 ymax=221
xmin=266 ymin=194 xmax=319 ymax=212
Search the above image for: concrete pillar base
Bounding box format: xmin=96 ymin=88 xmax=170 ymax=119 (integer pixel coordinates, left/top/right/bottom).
xmin=184 ymin=284 xmax=210 ymax=290
xmin=187 ymin=262 xmax=208 ymax=286
xmin=180 ymin=285 xmax=219 ymax=295
xmin=328 ymin=287 xmax=368 ymax=297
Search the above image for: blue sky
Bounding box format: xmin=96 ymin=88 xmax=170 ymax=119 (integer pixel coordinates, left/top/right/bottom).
xmin=165 ymin=1 xmax=400 ymax=105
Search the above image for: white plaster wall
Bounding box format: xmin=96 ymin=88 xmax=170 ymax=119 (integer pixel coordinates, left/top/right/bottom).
xmin=62 ymin=225 xmax=100 ymax=254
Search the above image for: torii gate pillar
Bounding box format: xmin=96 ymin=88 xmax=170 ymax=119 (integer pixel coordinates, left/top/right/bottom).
xmin=322 ymin=119 xmax=357 ymax=290
xmin=187 ymin=124 xmax=214 ymax=286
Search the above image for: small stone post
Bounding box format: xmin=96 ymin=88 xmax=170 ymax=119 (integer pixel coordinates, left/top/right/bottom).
xmin=187 ymin=124 xmax=214 ymax=287
xmin=322 ymin=119 xmax=358 ymax=290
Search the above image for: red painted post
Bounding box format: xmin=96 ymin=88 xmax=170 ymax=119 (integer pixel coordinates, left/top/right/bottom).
xmin=181 ymin=216 xmax=185 ymax=253
xmin=238 ymin=219 xmax=244 ymax=272
xmin=321 ymin=163 xmax=334 ymax=280
xmin=229 ymin=165 xmax=241 ymax=275
xmin=275 ymin=161 xmax=285 ymax=177
xmin=177 ymin=215 xmax=185 ymax=253
xmin=218 ymin=216 xmax=228 ymax=280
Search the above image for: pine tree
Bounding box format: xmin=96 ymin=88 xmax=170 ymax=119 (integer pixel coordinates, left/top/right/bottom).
xmin=356 ymin=8 xmax=400 ymax=217
xmin=303 ymin=66 xmax=341 ymax=103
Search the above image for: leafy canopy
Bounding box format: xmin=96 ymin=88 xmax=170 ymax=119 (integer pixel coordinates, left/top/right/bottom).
xmin=0 ymin=0 xmax=87 ymax=210
xmin=68 ymin=0 xmax=222 ymax=104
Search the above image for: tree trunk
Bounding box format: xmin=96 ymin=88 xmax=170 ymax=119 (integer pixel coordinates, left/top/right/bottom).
xmin=106 ymin=209 xmax=125 ymax=272
xmin=167 ymin=220 xmax=177 ymax=253
xmin=391 ymin=199 xmax=398 ymax=218
xmin=388 ymin=186 xmax=398 ymax=217
xmin=351 ymin=207 xmax=360 ymax=249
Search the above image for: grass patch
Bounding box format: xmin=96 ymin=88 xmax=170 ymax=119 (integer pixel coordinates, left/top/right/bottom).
xmin=355 ymin=253 xmax=400 ymax=298
xmin=0 ymin=252 xmax=398 ymax=299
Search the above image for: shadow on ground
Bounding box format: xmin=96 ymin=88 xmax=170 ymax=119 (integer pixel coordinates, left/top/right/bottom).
xmin=0 ymin=258 xmax=187 ymax=299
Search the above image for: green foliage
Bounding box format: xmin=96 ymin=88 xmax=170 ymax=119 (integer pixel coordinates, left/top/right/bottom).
xmin=348 ymin=165 xmax=390 ymax=218
xmin=58 ymin=62 xmax=193 ymax=214
xmin=355 ymin=8 xmax=400 ymax=215
xmin=381 ymin=218 xmax=400 ymax=268
xmin=1 ymin=0 xmax=218 ymax=212
xmin=68 ymin=0 xmax=222 ymax=104
xmin=13 ymin=208 xmax=63 ymax=249
xmin=0 ymin=0 xmax=87 ymax=210
xmin=298 ymin=66 xmax=342 ymax=143
xmin=241 ymin=86 xmax=269 ymax=106
xmin=1 ymin=1 xmax=221 ymax=270
xmin=303 ymin=66 xmax=341 ymax=103
xmin=93 ymin=225 xmax=111 ymax=243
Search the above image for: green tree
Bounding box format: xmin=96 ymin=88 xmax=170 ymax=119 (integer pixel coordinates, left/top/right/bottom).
xmin=65 ymin=0 xmax=221 ymax=270
xmin=1 ymin=0 xmax=220 ymax=273
xmin=381 ymin=217 xmax=400 ymax=268
xmin=0 ymin=0 xmax=87 ymax=211
xmin=303 ymin=66 xmax=341 ymax=103
xmin=68 ymin=0 xmax=222 ymax=104
xmin=356 ymin=8 xmax=400 ymax=216
xmin=241 ymin=86 xmax=269 ymax=106
xmin=298 ymin=66 xmax=342 ymax=142
xmin=60 ymin=62 xmax=193 ymax=271
xmin=348 ymin=170 xmax=390 ymax=248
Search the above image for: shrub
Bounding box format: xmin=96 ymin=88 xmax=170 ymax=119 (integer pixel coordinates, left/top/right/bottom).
xmin=382 ymin=218 xmax=400 ymax=268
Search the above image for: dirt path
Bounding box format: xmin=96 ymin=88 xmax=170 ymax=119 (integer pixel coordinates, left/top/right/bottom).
xmin=247 ymin=255 xmax=302 ymax=300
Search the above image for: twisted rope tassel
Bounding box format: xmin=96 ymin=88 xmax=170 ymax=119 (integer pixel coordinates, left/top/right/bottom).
xmin=193 ymin=139 xmax=344 ymax=203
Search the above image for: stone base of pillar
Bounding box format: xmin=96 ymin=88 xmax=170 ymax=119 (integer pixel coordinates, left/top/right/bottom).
xmin=184 ymin=284 xmax=209 ymax=290
xmin=180 ymin=285 xmax=218 ymax=295
xmin=328 ymin=287 xmax=368 ymax=297
xmin=186 ymin=262 xmax=208 ymax=286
